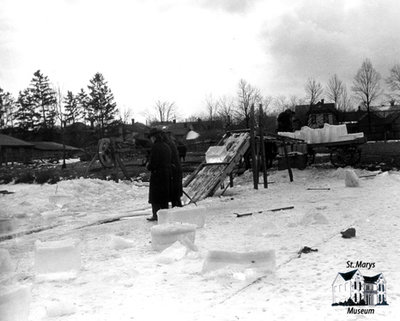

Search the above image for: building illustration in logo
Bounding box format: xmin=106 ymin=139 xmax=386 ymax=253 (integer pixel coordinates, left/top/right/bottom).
xmin=332 ymin=269 xmax=388 ymax=306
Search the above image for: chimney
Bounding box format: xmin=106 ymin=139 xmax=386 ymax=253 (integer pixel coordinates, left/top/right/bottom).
xmin=321 ymin=99 xmax=324 ymax=105
xmin=131 ymin=118 xmax=135 ymax=125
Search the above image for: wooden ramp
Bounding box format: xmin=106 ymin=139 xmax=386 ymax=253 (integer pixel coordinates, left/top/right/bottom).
xmin=182 ymin=131 xmax=250 ymax=204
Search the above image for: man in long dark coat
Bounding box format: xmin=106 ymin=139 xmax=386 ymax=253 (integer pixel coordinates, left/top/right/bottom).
xmin=146 ymin=128 xmax=172 ymax=221
xmin=162 ymin=132 xmax=183 ymax=207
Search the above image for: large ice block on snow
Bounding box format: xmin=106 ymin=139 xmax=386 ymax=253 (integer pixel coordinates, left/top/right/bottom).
xmin=0 ymin=285 xmax=31 ymax=321
xmin=157 ymin=205 xmax=206 ymax=228
xmin=345 ymin=169 xmax=360 ymax=187
xmin=151 ymin=223 xmax=196 ymax=251
xmin=205 ymin=146 xmax=228 ymax=163
xmin=0 ymin=249 xmax=15 ymax=274
xmin=34 ymin=239 xmax=81 ymax=274
xmin=0 ymin=218 xmax=15 ymax=235
xmin=202 ymin=250 xmax=276 ymax=273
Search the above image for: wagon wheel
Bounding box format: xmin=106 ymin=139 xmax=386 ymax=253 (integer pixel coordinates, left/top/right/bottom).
xmin=330 ymin=146 xmax=361 ymax=167
xmin=98 ymin=138 xmax=114 ymax=168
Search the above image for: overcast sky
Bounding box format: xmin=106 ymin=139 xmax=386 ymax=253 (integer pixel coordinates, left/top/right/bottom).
xmin=1 ymin=0 xmax=400 ymax=122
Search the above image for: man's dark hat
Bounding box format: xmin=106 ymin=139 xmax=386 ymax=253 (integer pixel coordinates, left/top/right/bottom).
xmin=148 ymin=127 xmax=163 ymax=138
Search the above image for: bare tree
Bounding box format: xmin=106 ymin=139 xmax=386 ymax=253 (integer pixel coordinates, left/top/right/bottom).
xmin=262 ymin=95 xmax=273 ymax=115
xmin=54 ymin=85 xmax=67 ymax=168
xmin=305 ymin=78 xmax=323 ymax=106
xmin=153 ymin=100 xmax=176 ymax=122
xmin=337 ymin=86 xmax=353 ymax=111
xmin=217 ymin=95 xmax=235 ymax=126
xmin=204 ymin=94 xmax=219 ymax=121
xmin=352 ymin=59 xmax=382 ymax=133
xmin=120 ymin=108 xmax=132 ymax=124
xmin=386 ymin=64 xmax=400 ymax=102
xmin=236 ymin=79 xmax=262 ymax=127
xmin=326 ymin=74 xmax=345 ymax=105
xmin=272 ymin=95 xmax=290 ymax=113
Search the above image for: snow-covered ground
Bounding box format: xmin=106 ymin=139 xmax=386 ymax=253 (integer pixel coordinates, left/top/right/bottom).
xmin=1 ymin=166 xmax=400 ymax=321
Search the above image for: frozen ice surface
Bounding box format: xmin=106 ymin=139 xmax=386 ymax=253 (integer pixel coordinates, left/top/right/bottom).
xmin=202 ymin=250 xmax=276 ymax=273
xmin=0 ymin=284 xmax=31 ymax=321
xmin=205 ymin=146 xmax=228 ymax=163
xmin=157 ymin=205 xmax=206 ymax=228
xmin=0 ymin=249 xmax=15 ymax=274
xmin=345 ymin=169 xmax=360 ymax=187
xmin=34 ymin=239 xmax=81 ymax=274
xmin=151 ymin=223 xmax=196 ymax=251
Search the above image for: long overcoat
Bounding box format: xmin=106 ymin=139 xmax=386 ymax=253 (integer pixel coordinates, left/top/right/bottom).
xmin=166 ymin=139 xmax=183 ymax=201
xmin=147 ymin=138 xmax=172 ymax=204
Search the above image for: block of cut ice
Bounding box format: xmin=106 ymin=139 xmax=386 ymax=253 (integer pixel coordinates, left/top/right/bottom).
xmin=300 ymin=126 xmax=313 ymax=143
xmin=46 ymin=301 xmax=76 ymax=318
xmin=277 ymin=132 xmax=295 ymax=139
xmin=328 ymin=124 xmax=348 ymax=142
xmin=150 ymin=223 xmax=196 ymax=251
xmin=0 ymin=249 xmax=15 ymax=274
xmin=156 ymin=241 xmax=188 ymax=264
xmin=157 ymin=205 xmax=206 ymax=228
xmin=34 ymin=239 xmax=81 ymax=274
xmin=202 ymin=250 xmax=276 ymax=273
xmin=0 ymin=218 xmax=15 ymax=235
xmin=338 ymin=132 xmax=364 ymax=141
xmin=345 ymin=169 xmax=360 ymax=187
xmin=0 ymin=285 xmax=31 ymax=321
xmin=48 ymin=195 xmax=73 ymax=208
xmin=205 ymin=146 xmax=228 ymax=163
xmin=322 ymin=124 xmax=331 ymax=143
xmin=109 ymin=235 xmax=134 ymax=250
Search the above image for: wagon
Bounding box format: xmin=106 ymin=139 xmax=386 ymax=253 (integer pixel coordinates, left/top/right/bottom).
xmin=307 ymin=137 xmax=367 ymax=167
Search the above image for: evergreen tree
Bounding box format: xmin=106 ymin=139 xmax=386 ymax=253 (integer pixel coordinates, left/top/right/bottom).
xmin=15 ymin=88 xmax=40 ymax=131
xmin=76 ymin=88 xmax=93 ymax=127
xmin=87 ymin=73 xmax=118 ymax=136
xmin=0 ymin=87 xmax=9 ymax=128
xmin=1 ymin=90 xmax=17 ymax=129
xmin=29 ymin=70 xmax=57 ymax=129
xmin=63 ymin=91 xmax=80 ymax=124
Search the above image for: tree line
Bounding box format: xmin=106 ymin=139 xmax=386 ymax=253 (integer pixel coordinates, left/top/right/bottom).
xmin=2 ymin=58 xmax=400 ymax=141
xmin=0 ymin=70 xmax=118 ymax=140
xmin=149 ymin=58 xmax=400 ymax=130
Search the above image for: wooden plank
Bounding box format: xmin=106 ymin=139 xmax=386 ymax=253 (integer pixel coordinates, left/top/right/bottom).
xmin=259 ymin=104 xmax=268 ymax=188
xmin=249 ymin=104 xmax=258 ymax=189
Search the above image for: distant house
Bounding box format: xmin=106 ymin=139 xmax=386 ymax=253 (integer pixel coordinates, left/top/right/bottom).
xmin=307 ymin=100 xmax=338 ymax=128
xmin=32 ymin=141 xmax=83 ymax=160
xmin=0 ymin=134 xmax=34 ymax=166
xmin=295 ymin=100 xmax=338 ymax=129
xmin=119 ymin=120 xmax=151 ymax=148
xmin=337 ymin=105 xmax=400 ymax=140
xmin=332 ymin=269 xmax=387 ymax=305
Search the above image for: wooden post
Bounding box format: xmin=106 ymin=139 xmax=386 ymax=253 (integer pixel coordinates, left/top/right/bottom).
xmin=282 ymin=139 xmax=293 ymax=182
xmin=249 ymin=103 xmax=258 ymax=189
xmin=259 ymin=104 xmax=268 ymax=188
